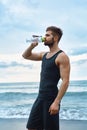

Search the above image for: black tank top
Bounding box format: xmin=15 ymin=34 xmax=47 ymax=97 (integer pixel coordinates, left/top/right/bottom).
xmin=38 ymin=50 xmax=63 ymax=100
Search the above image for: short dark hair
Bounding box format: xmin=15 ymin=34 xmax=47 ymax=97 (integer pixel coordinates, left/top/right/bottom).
xmin=46 ymin=26 xmax=63 ymax=42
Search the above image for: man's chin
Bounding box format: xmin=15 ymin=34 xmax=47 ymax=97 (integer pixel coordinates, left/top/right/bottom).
xmin=44 ymin=42 xmax=49 ymax=46
xmin=44 ymin=42 xmax=54 ymax=47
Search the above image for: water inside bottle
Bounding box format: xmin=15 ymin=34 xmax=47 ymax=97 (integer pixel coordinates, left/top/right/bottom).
xmin=26 ymin=35 xmax=45 ymax=43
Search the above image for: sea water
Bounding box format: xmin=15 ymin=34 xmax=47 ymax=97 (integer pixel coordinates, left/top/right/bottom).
xmin=0 ymin=80 xmax=87 ymax=120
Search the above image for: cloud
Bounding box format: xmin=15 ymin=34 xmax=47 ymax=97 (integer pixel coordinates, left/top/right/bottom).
xmin=69 ymin=46 xmax=87 ymax=55
xmin=0 ymin=53 xmax=87 ymax=82
xmin=75 ymin=59 xmax=87 ymax=65
xmin=0 ymin=61 xmax=33 ymax=68
xmin=0 ymin=53 xmax=41 ymax=82
xmin=0 ymin=53 xmax=38 ymax=69
xmin=0 ymin=0 xmax=39 ymax=22
xmin=70 ymin=53 xmax=87 ymax=63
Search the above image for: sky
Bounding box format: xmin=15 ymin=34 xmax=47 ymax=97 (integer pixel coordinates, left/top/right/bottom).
xmin=0 ymin=0 xmax=87 ymax=82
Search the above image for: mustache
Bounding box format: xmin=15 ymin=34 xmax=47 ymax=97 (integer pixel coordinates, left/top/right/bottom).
xmin=44 ymin=38 xmax=54 ymax=46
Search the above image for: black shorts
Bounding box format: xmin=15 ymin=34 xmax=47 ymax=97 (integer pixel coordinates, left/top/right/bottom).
xmin=26 ymin=97 xmax=60 ymax=130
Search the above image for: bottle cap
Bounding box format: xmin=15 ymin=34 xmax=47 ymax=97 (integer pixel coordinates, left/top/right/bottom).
xmin=41 ymin=37 xmax=45 ymax=42
xmin=32 ymin=35 xmax=42 ymax=37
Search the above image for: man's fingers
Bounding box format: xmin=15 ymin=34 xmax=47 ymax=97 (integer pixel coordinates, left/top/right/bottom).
xmin=49 ymin=110 xmax=58 ymax=115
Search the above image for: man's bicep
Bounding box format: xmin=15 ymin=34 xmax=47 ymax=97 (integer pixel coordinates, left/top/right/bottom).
xmin=59 ymin=55 xmax=70 ymax=80
xmin=27 ymin=52 xmax=45 ymax=61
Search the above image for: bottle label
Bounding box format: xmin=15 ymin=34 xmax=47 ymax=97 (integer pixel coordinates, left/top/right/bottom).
xmin=26 ymin=35 xmax=45 ymax=43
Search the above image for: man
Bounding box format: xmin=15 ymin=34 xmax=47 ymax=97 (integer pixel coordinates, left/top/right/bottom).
xmin=22 ymin=26 xmax=70 ymax=130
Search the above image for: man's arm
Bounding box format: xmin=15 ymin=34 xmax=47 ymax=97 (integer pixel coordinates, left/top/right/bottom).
xmin=22 ymin=42 xmax=45 ymax=61
xmin=55 ymin=52 xmax=70 ymax=103
xmin=49 ymin=52 xmax=70 ymax=115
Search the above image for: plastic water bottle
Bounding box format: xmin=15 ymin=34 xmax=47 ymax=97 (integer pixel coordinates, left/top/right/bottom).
xmin=26 ymin=35 xmax=45 ymax=43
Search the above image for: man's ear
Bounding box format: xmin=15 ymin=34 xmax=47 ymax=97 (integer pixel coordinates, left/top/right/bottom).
xmin=54 ymin=35 xmax=59 ymax=42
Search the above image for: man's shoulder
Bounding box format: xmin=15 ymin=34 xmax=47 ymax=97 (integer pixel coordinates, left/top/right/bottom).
xmin=56 ymin=50 xmax=70 ymax=64
xmin=58 ymin=50 xmax=69 ymax=58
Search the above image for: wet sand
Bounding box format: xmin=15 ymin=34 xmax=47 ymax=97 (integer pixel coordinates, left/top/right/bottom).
xmin=0 ymin=118 xmax=87 ymax=130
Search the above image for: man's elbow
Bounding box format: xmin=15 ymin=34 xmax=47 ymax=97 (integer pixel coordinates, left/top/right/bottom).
xmin=22 ymin=54 xmax=29 ymax=59
xmin=22 ymin=54 xmax=26 ymax=59
xmin=63 ymin=79 xmax=70 ymax=87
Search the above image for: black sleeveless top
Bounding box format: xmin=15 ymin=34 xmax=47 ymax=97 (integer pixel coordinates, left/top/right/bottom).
xmin=38 ymin=50 xmax=63 ymax=100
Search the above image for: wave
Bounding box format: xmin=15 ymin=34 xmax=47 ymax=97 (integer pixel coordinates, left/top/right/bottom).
xmin=0 ymin=106 xmax=87 ymax=120
xmin=0 ymin=80 xmax=87 ymax=93
xmin=0 ymin=85 xmax=87 ymax=93
xmin=60 ymin=107 xmax=87 ymax=120
xmin=0 ymin=88 xmax=38 ymax=93
xmin=0 ymin=92 xmax=38 ymax=102
xmin=67 ymin=86 xmax=87 ymax=92
xmin=1 ymin=87 xmax=87 ymax=94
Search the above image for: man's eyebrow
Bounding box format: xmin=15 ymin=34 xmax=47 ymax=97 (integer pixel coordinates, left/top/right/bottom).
xmin=45 ymin=34 xmax=50 ymax=36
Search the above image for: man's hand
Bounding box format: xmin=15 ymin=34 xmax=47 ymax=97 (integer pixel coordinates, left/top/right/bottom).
xmin=49 ymin=101 xmax=60 ymax=115
xmin=30 ymin=42 xmax=38 ymax=49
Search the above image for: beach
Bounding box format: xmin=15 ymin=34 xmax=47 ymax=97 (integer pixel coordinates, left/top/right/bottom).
xmin=0 ymin=118 xmax=87 ymax=130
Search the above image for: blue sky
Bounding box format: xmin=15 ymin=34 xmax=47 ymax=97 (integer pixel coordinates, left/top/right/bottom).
xmin=0 ymin=0 xmax=87 ymax=82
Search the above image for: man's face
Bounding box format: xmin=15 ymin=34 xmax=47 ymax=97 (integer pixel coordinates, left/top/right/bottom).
xmin=44 ymin=31 xmax=54 ymax=47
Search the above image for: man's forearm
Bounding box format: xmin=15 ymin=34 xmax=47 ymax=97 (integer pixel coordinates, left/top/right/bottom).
xmin=22 ymin=44 xmax=35 ymax=59
xmin=54 ymin=79 xmax=69 ymax=104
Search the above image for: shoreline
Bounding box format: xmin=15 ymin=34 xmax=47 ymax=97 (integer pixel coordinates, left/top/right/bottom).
xmin=0 ymin=118 xmax=87 ymax=130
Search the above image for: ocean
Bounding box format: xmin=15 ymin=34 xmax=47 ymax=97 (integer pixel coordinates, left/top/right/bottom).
xmin=0 ymin=80 xmax=87 ymax=120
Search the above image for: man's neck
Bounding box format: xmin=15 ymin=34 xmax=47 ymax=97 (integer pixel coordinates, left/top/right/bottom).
xmin=49 ymin=44 xmax=60 ymax=53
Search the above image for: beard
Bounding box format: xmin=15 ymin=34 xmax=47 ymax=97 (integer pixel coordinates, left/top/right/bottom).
xmin=44 ymin=38 xmax=54 ymax=47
